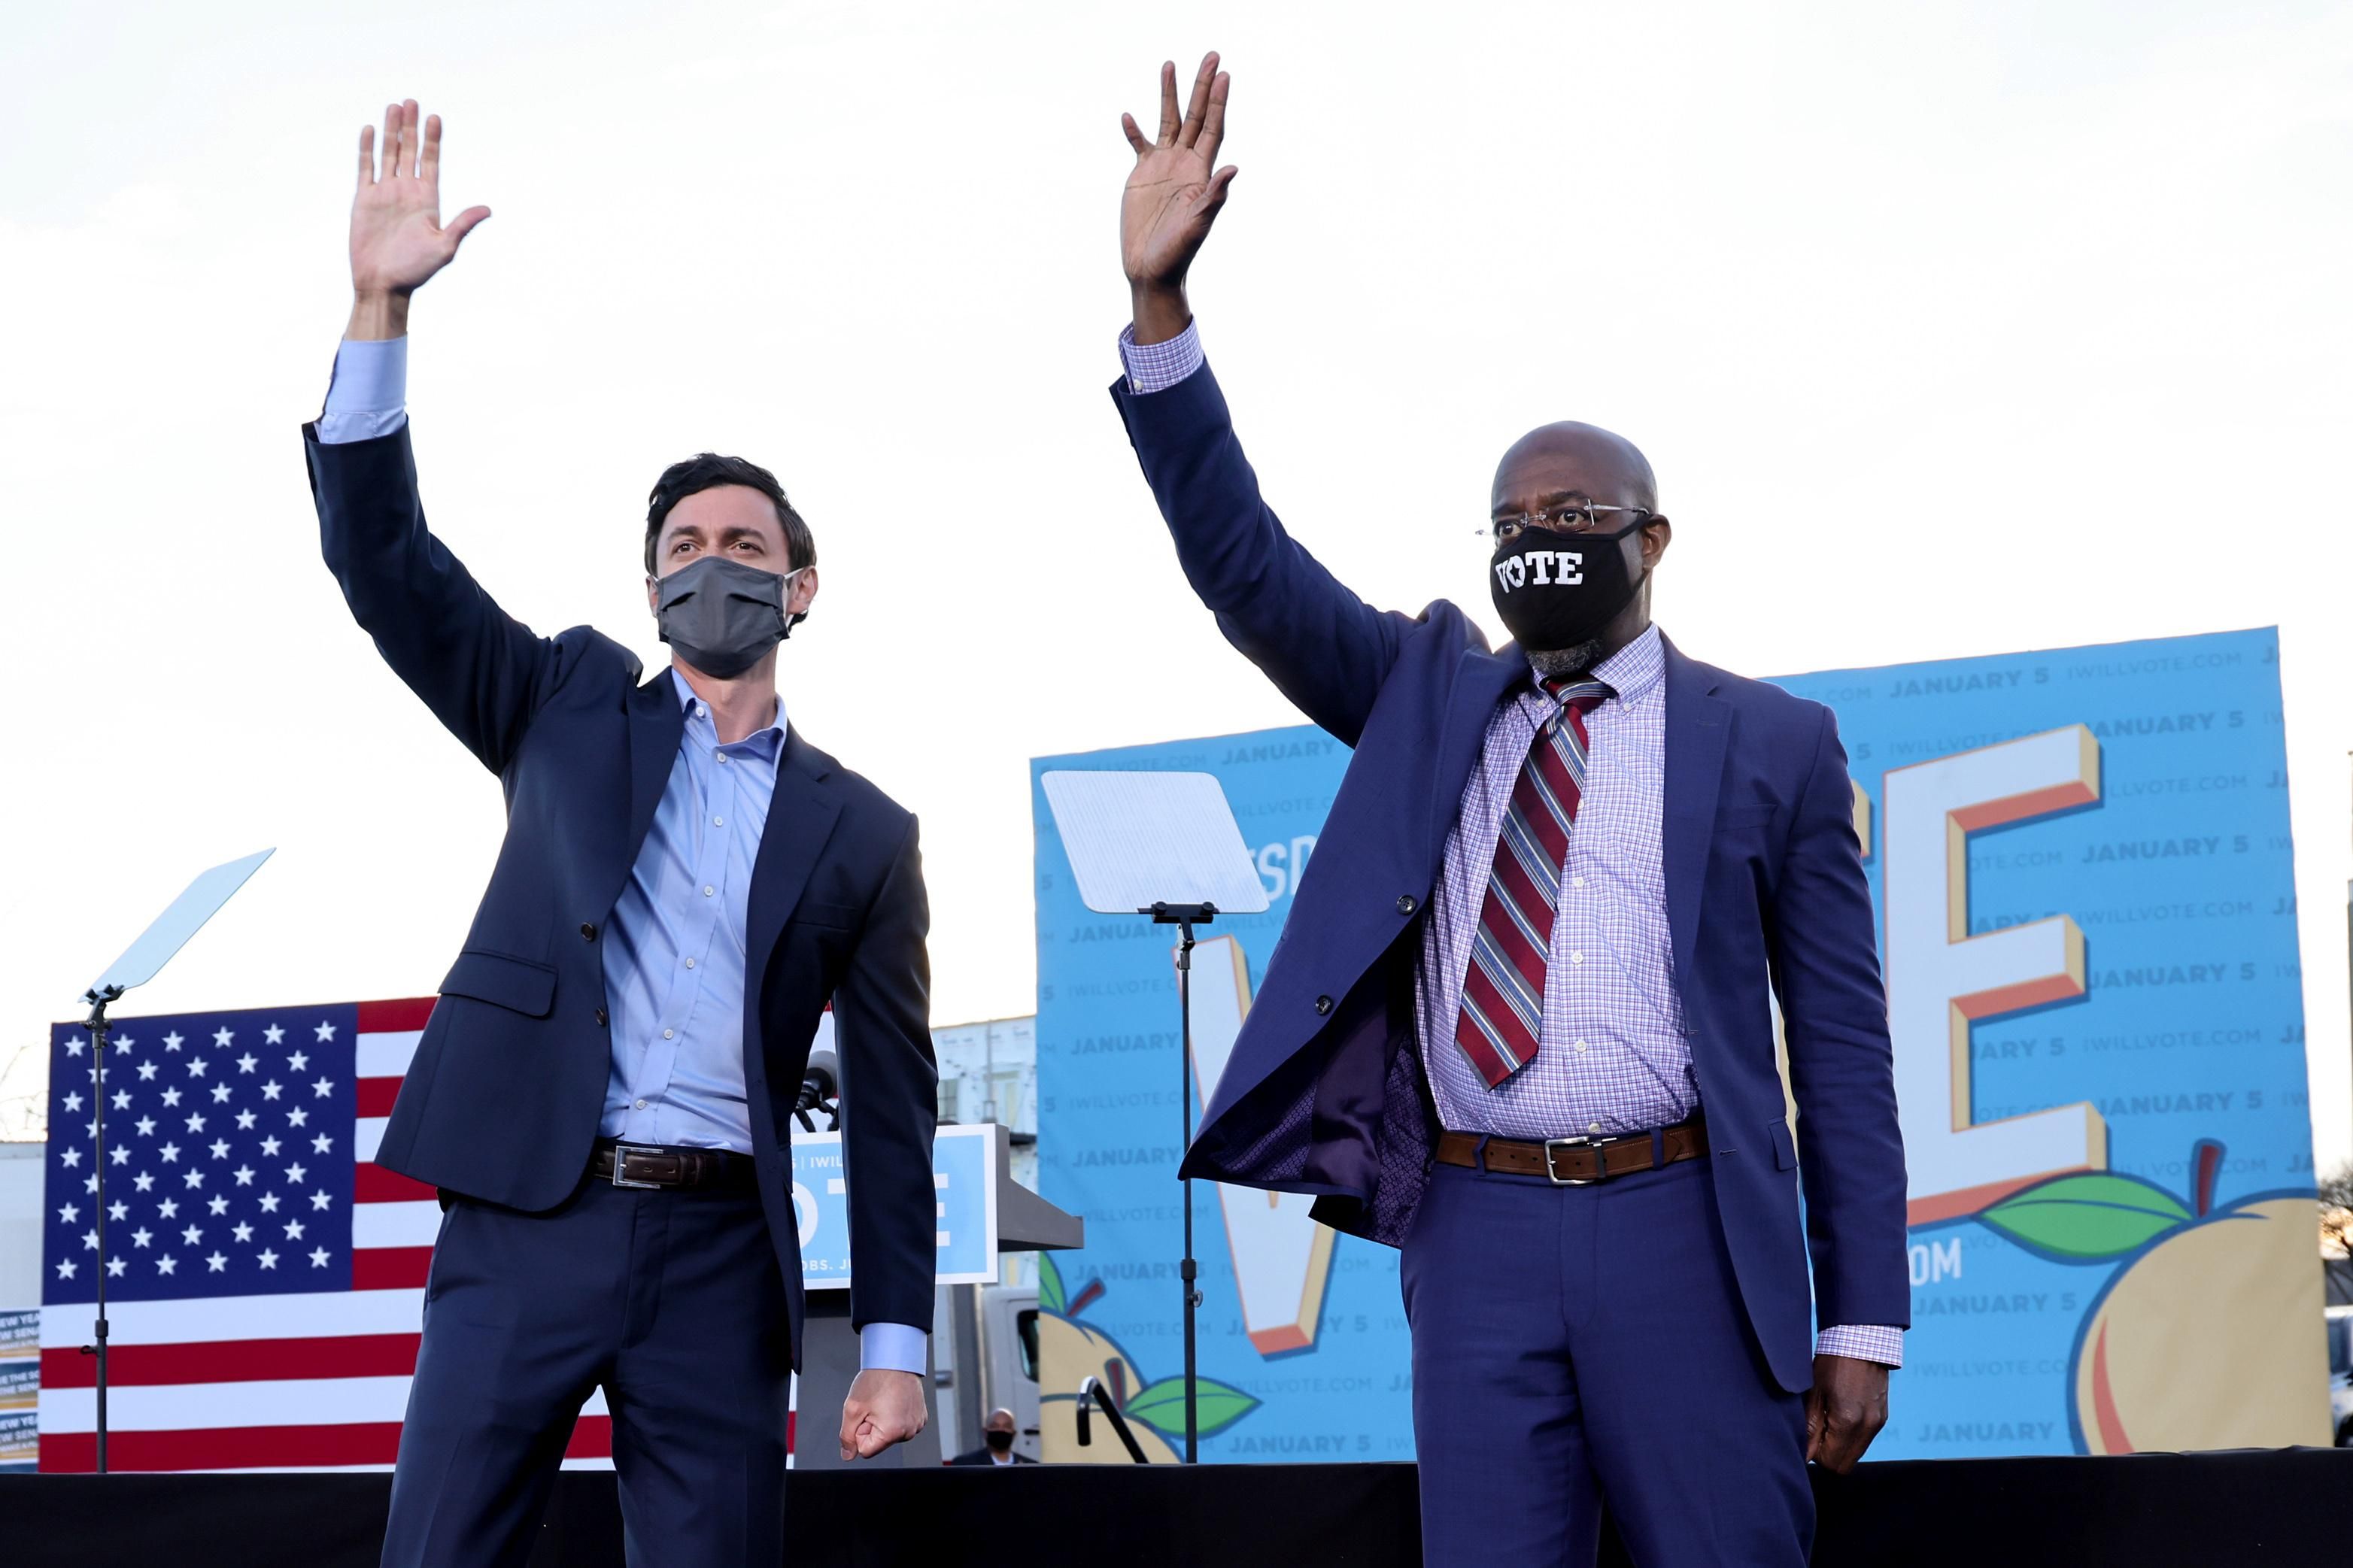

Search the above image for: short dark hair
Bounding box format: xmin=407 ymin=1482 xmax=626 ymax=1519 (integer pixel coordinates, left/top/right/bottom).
xmin=643 ymin=453 xmax=818 ymax=577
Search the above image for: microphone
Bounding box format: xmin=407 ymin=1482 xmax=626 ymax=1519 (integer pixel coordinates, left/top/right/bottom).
xmin=794 ymin=1048 xmax=839 ymax=1132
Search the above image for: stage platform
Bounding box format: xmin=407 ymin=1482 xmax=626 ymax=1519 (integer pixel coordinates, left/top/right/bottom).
xmin=7 ymin=1451 xmax=2348 ymax=1566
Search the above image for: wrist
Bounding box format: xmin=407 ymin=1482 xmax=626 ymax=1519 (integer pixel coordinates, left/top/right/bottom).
xmin=345 ymin=290 xmax=411 ymax=341
xmin=1128 ymin=281 xmax=1192 ymax=346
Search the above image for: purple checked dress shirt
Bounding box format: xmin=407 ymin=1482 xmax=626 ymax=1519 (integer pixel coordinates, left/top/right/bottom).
xmin=1119 ymin=323 xmax=1901 ymax=1368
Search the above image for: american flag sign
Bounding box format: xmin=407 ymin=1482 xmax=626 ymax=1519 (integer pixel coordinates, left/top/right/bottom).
xmin=37 ymin=999 xmax=626 ymax=1472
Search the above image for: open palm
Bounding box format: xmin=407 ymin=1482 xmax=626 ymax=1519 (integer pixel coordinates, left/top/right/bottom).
xmin=1121 ymin=55 xmax=1235 ymax=292
xmin=351 ymin=99 xmax=490 ymax=298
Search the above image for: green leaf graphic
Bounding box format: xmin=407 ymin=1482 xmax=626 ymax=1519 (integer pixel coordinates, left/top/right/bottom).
xmin=1977 ymin=1172 xmax=2193 ymax=1261
xmin=1123 ymin=1375 xmax=1262 ymax=1440
xmin=1037 ymin=1254 xmax=1066 ymax=1315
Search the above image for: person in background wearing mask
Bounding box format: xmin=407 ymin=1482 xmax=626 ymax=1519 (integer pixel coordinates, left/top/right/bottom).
xmin=1107 ymin=56 xmax=1906 ymax=1567
xmin=946 ymin=1408 xmax=1037 ymax=1466
xmin=306 ymin=102 xmax=937 ymax=1567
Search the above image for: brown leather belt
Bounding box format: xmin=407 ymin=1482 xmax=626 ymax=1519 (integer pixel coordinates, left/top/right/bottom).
xmin=590 ymin=1139 xmax=756 ymax=1193
xmin=1435 ymin=1116 xmax=1708 ymax=1185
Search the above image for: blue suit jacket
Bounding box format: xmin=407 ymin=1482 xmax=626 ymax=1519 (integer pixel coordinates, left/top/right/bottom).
xmin=304 ymin=422 xmax=938 ymax=1367
xmin=1112 ymin=362 xmax=1907 ymax=1392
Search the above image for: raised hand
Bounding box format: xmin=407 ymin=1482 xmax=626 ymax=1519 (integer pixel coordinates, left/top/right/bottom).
xmin=1120 ymin=53 xmax=1234 ymax=344
xmin=347 ymin=100 xmax=490 ymax=337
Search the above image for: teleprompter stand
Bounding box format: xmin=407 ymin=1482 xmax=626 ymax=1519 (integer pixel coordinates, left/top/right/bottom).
xmin=72 ymin=848 xmax=275 ymax=1472
xmin=1040 ymin=772 xmax=1268 ymax=1463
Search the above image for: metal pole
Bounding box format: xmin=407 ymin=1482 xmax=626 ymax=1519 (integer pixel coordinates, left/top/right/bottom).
xmin=83 ymin=986 xmax=120 ymax=1475
xmin=1177 ymin=920 xmax=1199 ymax=1464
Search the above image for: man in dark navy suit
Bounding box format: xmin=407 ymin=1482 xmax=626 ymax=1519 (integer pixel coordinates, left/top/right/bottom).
xmin=1110 ymin=56 xmax=1907 ymax=1566
xmin=305 ymin=101 xmax=936 ymax=1567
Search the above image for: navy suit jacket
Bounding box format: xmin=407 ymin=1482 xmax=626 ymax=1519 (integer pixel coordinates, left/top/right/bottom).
xmin=304 ymin=422 xmax=938 ymax=1369
xmin=1112 ymin=362 xmax=1907 ymax=1393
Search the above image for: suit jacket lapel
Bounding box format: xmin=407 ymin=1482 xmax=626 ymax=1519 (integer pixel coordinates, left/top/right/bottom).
xmin=625 ymin=672 xmax=687 ymax=862
xmin=1425 ymin=644 xmax=1528 ymax=876
xmin=1660 ymin=636 xmax=1729 ymax=1007
xmin=742 ymin=729 xmax=843 ymax=1093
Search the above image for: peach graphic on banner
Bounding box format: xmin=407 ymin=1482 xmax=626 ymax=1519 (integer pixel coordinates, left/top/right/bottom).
xmin=1035 ymin=1254 xmax=1260 ymax=1463
xmin=1973 ymin=1141 xmax=2330 ymax=1453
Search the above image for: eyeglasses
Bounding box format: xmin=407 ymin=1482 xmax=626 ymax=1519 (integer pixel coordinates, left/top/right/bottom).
xmin=1480 ymin=502 xmax=1653 ymax=545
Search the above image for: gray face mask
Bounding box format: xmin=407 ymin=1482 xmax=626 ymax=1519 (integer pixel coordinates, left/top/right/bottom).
xmin=653 ymin=556 xmax=806 ymax=678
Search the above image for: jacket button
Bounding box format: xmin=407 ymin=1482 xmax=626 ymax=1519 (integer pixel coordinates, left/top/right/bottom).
xmin=1396 ymin=894 xmax=1416 ymax=915
xmin=580 ymin=923 xmax=597 ymax=942
xmin=594 ymin=1007 xmax=609 ymax=1027
xmin=1314 ymin=996 xmax=1334 ymax=1016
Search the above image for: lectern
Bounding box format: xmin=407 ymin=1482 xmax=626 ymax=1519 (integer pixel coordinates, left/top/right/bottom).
xmin=790 ymin=1122 xmax=1081 ymax=1468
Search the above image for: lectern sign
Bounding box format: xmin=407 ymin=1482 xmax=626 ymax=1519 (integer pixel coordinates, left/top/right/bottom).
xmin=791 ymin=1123 xmax=1000 ymax=1288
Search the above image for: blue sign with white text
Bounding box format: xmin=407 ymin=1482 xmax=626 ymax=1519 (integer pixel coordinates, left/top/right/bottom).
xmin=794 ymin=1124 xmax=996 ymax=1288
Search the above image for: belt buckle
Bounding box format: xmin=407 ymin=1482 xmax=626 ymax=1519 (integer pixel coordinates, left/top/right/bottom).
xmin=1543 ymin=1136 xmax=1602 ymax=1187
xmin=609 ymin=1142 xmax=666 ymax=1190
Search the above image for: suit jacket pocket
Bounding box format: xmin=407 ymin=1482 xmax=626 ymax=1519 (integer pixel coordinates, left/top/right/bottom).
xmin=438 ymin=949 xmax=557 ymax=1018
xmin=792 ymin=900 xmax=861 ymax=932
xmin=1767 ymin=1117 xmax=1799 ymax=1171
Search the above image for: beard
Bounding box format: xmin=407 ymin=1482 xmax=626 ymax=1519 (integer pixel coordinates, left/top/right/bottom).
xmin=1525 ymin=637 xmax=1607 ymax=680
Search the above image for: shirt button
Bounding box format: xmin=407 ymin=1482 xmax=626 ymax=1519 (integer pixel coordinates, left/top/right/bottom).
xmin=717 ymin=753 xmax=730 ymax=765
xmin=684 ymin=957 xmax=696 ymax=969
xmin=1571 ymin=876 xmax=1586 ymax=890
xmin=696 ymin=705 xmax=707 ymax=718
xmin=1569 ymin=951 xmax=1583 ymax=965
xmin=1574 ymin=1039 xmax=1589 ymax=1054
xmin=1588 ymin=1121 xmax=1603 ymax=1135
xmin=662 ymin=1029 xmax=675 ymax=1040
xmin=634 ymin=1098 xmax=648 ymax=1110
xmin=703 ymin=886 xmax=715 ymax=898
xmin=712 ymin=817 xmax=724 ymax=827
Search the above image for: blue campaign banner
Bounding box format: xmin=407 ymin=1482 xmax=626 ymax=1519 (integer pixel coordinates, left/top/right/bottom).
xmin=1031 ymin=626 xmax=2327 ymax=1462
xmin=793 ymin=1124 xmax=998 ymax=1289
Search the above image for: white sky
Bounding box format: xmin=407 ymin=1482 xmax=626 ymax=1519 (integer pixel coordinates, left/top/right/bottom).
xmin=2 ymin=1 xmax=2348 ymax=1169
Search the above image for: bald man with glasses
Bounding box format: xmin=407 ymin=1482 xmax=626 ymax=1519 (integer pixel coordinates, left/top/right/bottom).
xmin=1104 ymin=54 xmax=1907 ymax=1566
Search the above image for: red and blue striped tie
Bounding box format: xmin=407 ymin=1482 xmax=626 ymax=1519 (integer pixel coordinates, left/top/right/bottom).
xmin=1454 ymin=679 xmax=1611 ymax=1088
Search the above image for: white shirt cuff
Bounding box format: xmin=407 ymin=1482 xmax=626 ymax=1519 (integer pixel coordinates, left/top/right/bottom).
xmin=859 ymin=1321 xmax=928 ymax=1375
xmin=1816 ymin=1324 xmax=1903 ymax=1368
xmin=1116 ymin=320 xmax=1204 ymax=394
xmin=317 ymin=335 xmax=409 ymax=444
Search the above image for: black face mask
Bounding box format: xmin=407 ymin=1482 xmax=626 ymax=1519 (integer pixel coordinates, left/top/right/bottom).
xmin=654 ymin=556 xmax=804 ymax=677
xmin=985 ymin=1429 xmax=1015 ymax=1453
xmin=1487 ymin=519 xmax=1644 ymax=654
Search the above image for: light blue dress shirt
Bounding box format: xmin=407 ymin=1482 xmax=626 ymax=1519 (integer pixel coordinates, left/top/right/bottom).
xmin=601 ymin=669 xmax=781 ymax=1152
xmin=319 ymin=338 xmax=925 ymax=1374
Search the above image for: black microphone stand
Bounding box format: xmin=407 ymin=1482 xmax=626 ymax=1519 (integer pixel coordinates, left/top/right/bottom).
xmin=79 ymin=983 xmax=123 ymax=1474
xmin=1143 ymin=899 xmax=1216 ymax=1464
